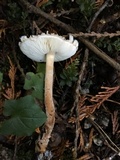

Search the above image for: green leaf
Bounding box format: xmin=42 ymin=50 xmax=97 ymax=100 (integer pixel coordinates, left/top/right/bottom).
xmin=107 ymin=44 xmax=112 ymax=52
xmin=76 ymin=0 xmax=95 ymax=17
xmin=60 ymin=60 xmax=79 ymax=87
xmin=24 ymin=72 xmax=44 ymax=101
xmin=36 ymin=63 xmax=46 ymax=74
xmin=0 ymin=95 xmax=46 ymax=136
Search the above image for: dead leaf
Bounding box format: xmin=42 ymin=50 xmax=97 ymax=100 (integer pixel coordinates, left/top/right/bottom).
xmin=8 ymin=57 xmax=17 ymax=99
xmin=0 ymin=19 xmax=8 ymax=38
xmin=95 ymin=0 xmax=104 ymax=9
xmin=36 ymin=0 xmax=48 ymax=7
xmin=77 ymin=153 xmax=94 ymax=160
xmin=2 ymin=57 xmax=21 ymax=99
xmin=0 ymin=28 xmax=5 ymax=38
xmin=78 ymin=86 xmax=120 ymax=121
xmin=35 ymin=127 xmax=41 ymax=134
xmin=111 ymin=111 xmax=119 ymax=135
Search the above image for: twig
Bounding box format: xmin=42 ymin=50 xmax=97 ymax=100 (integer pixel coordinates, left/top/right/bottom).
xmin=32 ymin=21 xmax=42 ymax=34
xmin=88 ymin=116 xmax=120 ymax=154
xmin=106 ymin=99 xmax=120 ymax=105
xmin=12 ymin=48 xmax=25 ymax=77
xmin=111 ymin=111 xmax=119 ymax=135
xmin=56 ymin=8 xmax=79 ymax=17
xmin=17 ymin=0 xmax=120 ymax=72
xmin=73 ymin=49 xmax=89 ymax=159
xmin=16 ymin=0 xmax=75 ymax=33
xmin=86 ymin=94 xmax=120 ymax=106
xmin=98 ymin=11 xmax=120 ymax=32
xmin=79 ymin=38 xmax=120 ymax=71
xmin=101 ymin=11 xmax=120 ymax=24
xmin=87 ymin=0 xmax=113 ymax=32
xmin=71 ymin=31 xmax=120 ymax=38
xmin=13 ymin=136 xmax=18 ymax=160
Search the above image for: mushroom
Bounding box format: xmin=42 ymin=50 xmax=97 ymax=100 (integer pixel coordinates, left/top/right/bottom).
xmin=19 ymin=32 xmax=79 ymax=153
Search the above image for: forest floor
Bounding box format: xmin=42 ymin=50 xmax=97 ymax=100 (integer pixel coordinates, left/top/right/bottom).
xmin=0 ymin=0 xmax=120 ymax=160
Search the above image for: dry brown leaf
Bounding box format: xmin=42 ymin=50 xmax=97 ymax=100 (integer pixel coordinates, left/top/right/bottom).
xmin=95 ymin=0 xmax=105 ymax=9
xmin=35 ymin=127 xmax=41 ymax=134
xmin=2 ymin=57 xmax=21 ymax=99
xmin=36 ymin=0 xmax=48 ymax=7
xmin=84 ymin=128 xmax=94 ymax=152
xmin=91 ymin=86 xmax=119 ymax=104
xmin=78 ymin=86 xmax=119 ymax=121
xmin=0 ymin=19 xmax=8 ymax=28
xmin=8 ymin=57 xmax=17 ymax=99
xmin=65 ymin=140 xmax=71 ymax=148
xmin=2 ymin=88 xmax=14 ymax=100
xmin=68 ymin=116 xmax=76 ymax=123
xmin=0 ymin=19 xmax=8 ymax=38
xmin=77 ymin=153 xmax=94 ymax=160
xmin=78 ymin=126 xmax=84 ymax=151
xmin=111 ymin=111 xmax=119 ymax=135
xmin=0 ymin=28 xmax=5 ymax=38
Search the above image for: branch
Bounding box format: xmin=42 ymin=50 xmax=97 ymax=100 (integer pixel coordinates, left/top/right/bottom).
xmin=87 ymin=0 xmax=113 ymax=32
xmin=71 ymin=31 xmax=120 ymax=38
xmin=17 ymin=0 xmax=120 ymax=72
xmin=73 ymin=50 xmax=89 ymax=159
xmin=17 ymin=0 xmax=75 ymax=33
xmin=79 ymin=38 xmax=120 ymax=71
xmin=88 ymin=116 xmax=120 ymax=154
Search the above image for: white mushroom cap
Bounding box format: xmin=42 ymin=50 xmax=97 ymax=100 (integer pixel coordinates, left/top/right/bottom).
xmin=19 ymin=33 xmax=79 ymax=62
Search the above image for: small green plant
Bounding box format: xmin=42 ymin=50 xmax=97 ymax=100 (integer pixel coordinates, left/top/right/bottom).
xmin=96 ymin=37 xmax=113 ymax=52
xmin=76 ymin=0 xmax=95 ymax=17
xmin=7 ymin=2 xmax=27 ymax=21
xmin=113 ymin=38 xmax=120 ymax=51
xmin=24 ymin=72 xmax=44 ymax=101
xmin=0 ymin=64 xmax=46 ymax=136
xmin=60 ymin=59 xmax=79 ymax=87
xmin=96 ymin=37 xmax=120 ymax=52
xmin=0 ymin=95 xmax=46 ymax=136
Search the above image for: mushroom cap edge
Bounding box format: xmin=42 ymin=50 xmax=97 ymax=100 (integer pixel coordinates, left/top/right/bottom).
xmin=19 ymin=33 xmax=79 ymax=62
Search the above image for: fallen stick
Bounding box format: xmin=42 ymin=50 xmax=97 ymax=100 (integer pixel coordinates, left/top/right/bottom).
xmin=17 ymin=0 xmax=120 ymax=71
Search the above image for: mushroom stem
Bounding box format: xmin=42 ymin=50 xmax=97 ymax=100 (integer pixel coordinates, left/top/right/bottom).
xmin=39 ymin=51 xmax=55 ymax=153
